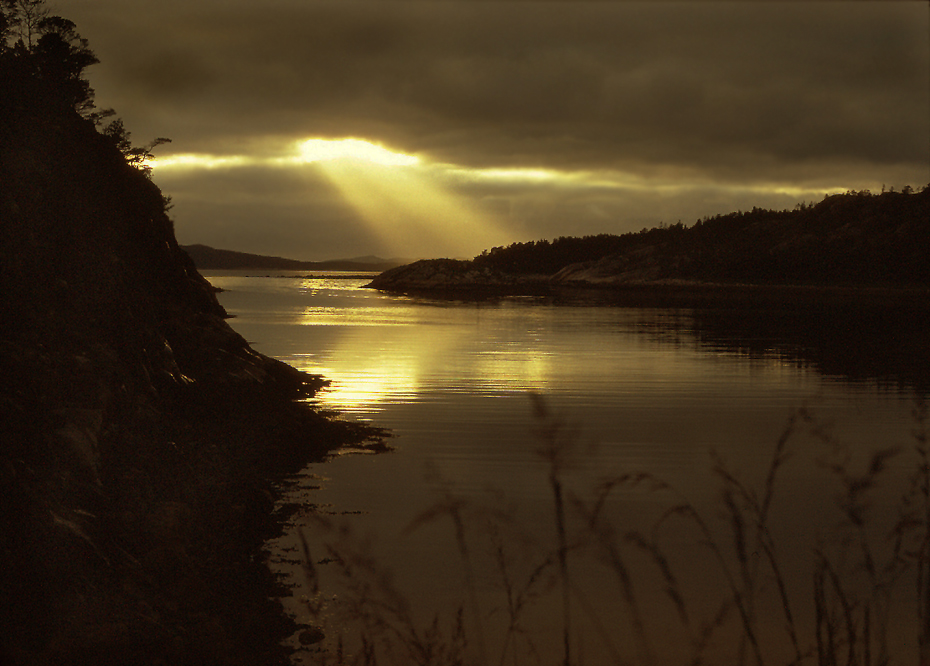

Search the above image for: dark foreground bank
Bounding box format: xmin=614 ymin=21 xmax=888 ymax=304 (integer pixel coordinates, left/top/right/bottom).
xmin=1 ymin=327 xmax=385 ymax=666
xmin=0 ymin=22 xmax=386 ymax=663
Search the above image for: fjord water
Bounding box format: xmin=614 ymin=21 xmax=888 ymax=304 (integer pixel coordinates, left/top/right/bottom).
xmin=206 ymin=271 xmax=923 ymax=664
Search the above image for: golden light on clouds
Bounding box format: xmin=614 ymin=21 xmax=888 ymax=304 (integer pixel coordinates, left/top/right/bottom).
xmin=147 ymin=136 xmax=542 ymax=255
xmin=147 ymin=135 xmax=864 ymax=259
xmin=149 ymin=154 xmax=250 ymax=169
xmin=464 ymin=167 xmax=562 ymax=182
xmin=297 ymin=138 xmax=420 ymax=167
xmin=68 ymin=0 xmax=927 ymax=260
xmin=149 ymin=146 xmax=848 ymax=205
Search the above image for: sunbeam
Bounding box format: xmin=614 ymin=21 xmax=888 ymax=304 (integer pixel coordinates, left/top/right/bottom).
xmin=299 ymin=139 xmax=509 ymax=258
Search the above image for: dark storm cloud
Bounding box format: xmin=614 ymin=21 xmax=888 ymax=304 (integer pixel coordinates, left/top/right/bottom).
xmin=70 ymin=1 xmax=928 ymax=178
xmin=63 ymin=1 xmax=929 ymax=259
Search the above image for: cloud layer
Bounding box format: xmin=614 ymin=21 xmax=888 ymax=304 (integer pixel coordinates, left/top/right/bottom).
xmin=68 ymin=0 xmax=929 ymax=260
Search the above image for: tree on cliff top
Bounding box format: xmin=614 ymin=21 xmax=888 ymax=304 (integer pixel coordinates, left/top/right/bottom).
xmin=1 ymin=0 xmax=98 ymax=112
xmin=1 ymin=0 xmax=169 ymax=173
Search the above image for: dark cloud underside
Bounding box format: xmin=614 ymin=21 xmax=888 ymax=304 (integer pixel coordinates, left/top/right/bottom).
xmin=63 ymin=1 xmax=929 ymax=259
xmin=73 ymin=2 xmax=928 ymax=176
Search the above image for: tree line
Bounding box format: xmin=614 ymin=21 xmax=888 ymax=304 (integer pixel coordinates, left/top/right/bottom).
xmin=473 ymin=185 xmax=930 ymax=286
xmin=0 ymin=0 xmax=168 ymax=175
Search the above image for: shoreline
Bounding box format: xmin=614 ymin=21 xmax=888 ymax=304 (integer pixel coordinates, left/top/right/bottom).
xmin=367 ymin=277 xmax=930 ymax=310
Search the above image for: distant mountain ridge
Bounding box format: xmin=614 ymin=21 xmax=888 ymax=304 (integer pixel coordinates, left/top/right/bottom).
xmin=182 ymin=244 xmax=406 ymax=272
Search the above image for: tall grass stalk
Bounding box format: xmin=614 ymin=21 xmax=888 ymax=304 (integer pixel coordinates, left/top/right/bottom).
xmin=406 ymin=467 xmax=489 ymax=665
xmin=487 ymin=521 xmax=555 ymax=666
xmin=530 ymin=393 xmax=575 ymax=666
xmin=707 ymin=409 xmax=802 ymax=665
xmin=575 ymin=474 xmax=658 ymax=665
xmin=285 ymin=395 xmax=928 ymax=665
xmin=911 ymin=399 xmax=930 ymax=666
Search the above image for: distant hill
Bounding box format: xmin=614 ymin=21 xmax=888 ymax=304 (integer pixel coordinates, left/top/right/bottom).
xmin=181 ymin=244 xmax=405 ymax=272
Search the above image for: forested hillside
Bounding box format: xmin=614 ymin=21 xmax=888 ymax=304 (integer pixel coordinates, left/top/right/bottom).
xmin=472 ymin=187 xmax=930 ymax=285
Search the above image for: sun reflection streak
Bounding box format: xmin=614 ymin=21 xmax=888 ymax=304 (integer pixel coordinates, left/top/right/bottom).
xmin=299 ymin=305 xmax=419 ymax=326
xmin=289 ymin=347 xmax=425 ymax=417
xmin=284 ymin=306 xmax=558 ymax=416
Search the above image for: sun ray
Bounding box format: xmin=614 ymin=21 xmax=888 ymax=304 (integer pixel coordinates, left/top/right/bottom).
xmin=302 ymin=143 xmax=509 ymax=258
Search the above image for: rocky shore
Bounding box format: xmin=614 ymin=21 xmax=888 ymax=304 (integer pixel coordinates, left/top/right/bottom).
xmin=0 ymin=54 xmax=384 ymax=665
xmin=366 ymin=258 xmax=550 ymax=295
xmin=371 ymin=186 xmax=930 ymax=300
xmin=367 ymin=257 xmax=930 ymax=307
xmin=365 ymin=255 xmax=716 ymax=294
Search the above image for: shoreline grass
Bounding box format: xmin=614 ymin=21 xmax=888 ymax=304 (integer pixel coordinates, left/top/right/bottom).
xmin=279 ymin=396 xmax=928 ymax=665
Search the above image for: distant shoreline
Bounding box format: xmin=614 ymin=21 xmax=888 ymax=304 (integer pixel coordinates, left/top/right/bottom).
xmin=201 ymin=270 xmax=384 ymax=280
xmin=367 ymin=265 xmax=930 ymax=310
xmin=182 ymin=243 xmax=407 ymax=273
xmin=366 ymin=259 xmax=930 ymax=309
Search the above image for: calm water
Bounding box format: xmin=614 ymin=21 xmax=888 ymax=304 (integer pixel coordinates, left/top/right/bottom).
xmin=206 ymin=271 xmax=924 ymax=664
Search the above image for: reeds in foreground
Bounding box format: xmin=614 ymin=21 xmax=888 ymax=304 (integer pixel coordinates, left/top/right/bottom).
xmin=284 ymin=396 xmax=928 ymax=666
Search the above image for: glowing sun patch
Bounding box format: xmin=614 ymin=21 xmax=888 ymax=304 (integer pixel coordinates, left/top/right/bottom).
xmin=297 ymin=138 xmax=420 ymax=167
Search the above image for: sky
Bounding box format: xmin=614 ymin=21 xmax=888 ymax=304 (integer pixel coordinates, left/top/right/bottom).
xmin=64 ymin=0 xmax=930 ymax=261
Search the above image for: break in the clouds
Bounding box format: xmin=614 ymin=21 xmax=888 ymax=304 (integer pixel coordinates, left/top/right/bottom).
xmin=66 ymin=0 xmax=929 ymax=261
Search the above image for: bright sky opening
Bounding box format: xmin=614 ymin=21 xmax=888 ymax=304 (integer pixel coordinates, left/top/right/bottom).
xmin=149 ymin=154 xmax=250 ymax=169
xmin=297 ymin=138 xmax=420 ymax=167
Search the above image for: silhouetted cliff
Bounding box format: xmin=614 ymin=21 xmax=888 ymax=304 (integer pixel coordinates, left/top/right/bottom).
xmin=0 ymin=6 xmax=381 ymax=664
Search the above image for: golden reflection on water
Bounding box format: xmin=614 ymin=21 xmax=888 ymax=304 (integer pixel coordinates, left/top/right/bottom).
xmin=287 ymin=319 xmax=560 ymax=415
xmin=291 ymin=349 xmax=420 ymax=415
xmin=282 ymin=293 xmax=769 ymax=418
xmin=298 ymin=305 xmax=419 ymax=327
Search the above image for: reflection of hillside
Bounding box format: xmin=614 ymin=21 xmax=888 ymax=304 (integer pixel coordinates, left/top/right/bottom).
xmin=361 ymin=281 xmax=930 ymax=393
xmin=626 ymin=297 xmax=930 ymax=394
xmin=690 ymin=306 xmax=930 ymax=393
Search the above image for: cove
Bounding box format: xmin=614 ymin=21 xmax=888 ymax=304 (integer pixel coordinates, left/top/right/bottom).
xmin=207 ymin=270 xmax=927 ymax=665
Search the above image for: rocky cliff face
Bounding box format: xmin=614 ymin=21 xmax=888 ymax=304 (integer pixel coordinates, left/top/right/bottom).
xmin=0 ymin=48 xmax=376 ymax=666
